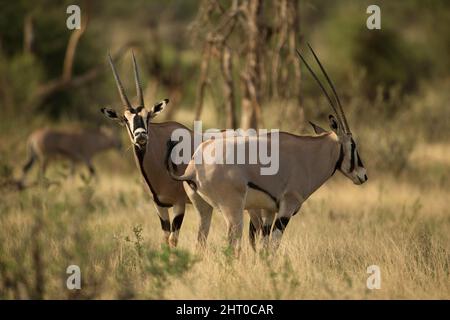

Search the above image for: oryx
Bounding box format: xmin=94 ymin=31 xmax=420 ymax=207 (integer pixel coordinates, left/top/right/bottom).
xmin=101 ymin=52 xmax=266 ymax=248
xmin=167 ymin=44 xmax=368 ymax=252
xmin=20 ymin=126 xmax=121 ymax=186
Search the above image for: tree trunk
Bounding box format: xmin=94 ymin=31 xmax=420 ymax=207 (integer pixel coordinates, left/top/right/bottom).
xmin=23 ymin=15 xmax=35 ymax=55
xmin=62 ymin=0 xmax=90 ymax=82
xmin=194 ymin=43 xmax=212 ymax=120
xmin=240 ymin=0 xmax=262 ymax=130
xmin=221 ymin=46 xmax=237 ymax=128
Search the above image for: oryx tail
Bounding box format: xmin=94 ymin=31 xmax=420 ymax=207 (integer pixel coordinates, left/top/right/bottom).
xmin=165 ymin=140 xmax=197 ymax=191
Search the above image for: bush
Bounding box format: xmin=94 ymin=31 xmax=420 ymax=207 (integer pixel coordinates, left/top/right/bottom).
xmin=0 ymin=53 xmax=44 ymax=114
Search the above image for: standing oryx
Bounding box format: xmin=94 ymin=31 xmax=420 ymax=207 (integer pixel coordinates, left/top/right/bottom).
xmin=101 ymin=51 xmax=194 ymax=247
xmin=167 ymin=44 xmax=368 ymax=253
xmin=101 ymin=52 xmax=265 ymax=248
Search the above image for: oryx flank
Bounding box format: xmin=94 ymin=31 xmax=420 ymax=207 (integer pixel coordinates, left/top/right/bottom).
xmin=20 ymin=126 xmax=121 ymax=185
xmin=100 ymin=52 xmax=265 ymax=248
xmin=167 ymin=44 xmax=368 ymax=253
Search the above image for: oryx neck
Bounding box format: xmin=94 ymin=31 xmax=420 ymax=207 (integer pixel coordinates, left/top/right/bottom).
xmin=133 ymin=144 xmax=172 ymax=208
xmin=298 ymin=135 xmax=342 ymax=200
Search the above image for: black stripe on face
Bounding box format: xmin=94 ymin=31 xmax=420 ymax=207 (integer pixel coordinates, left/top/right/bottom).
xmin=124 ymin=119 xmax=133 ymax=137
xmin=133 ymin=115 xmax=145 ymax=133
xmin=332 ymin=144 xmax=344 ymax=175
xmin=356 ymin=151 xmax=364 ymax=167
xmin=349 ymin=139 xmax=356 ymax=172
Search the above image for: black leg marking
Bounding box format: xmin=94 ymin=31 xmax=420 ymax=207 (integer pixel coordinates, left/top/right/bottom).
xmin=22 ymin=156 xmax=35 ymax=173
xmin=262 ymin=224 xmax=272 ymax=237
xmin=249 ymin=221 xmax=257 ymax=249
xmin=274 ymin=217 xmax=290 ymax=232
xmin=88 ymin=165 xmax=96 ymax=176
xmin=159 ymin=217 xmax=171 ymax=233
xmin=171 ymin=214 xmax=185 ymax=232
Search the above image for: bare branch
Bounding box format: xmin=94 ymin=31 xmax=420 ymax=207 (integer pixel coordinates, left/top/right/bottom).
xmin=29 ymin=43 xmax=136 ymax=111
xmin=194 ymin=43 xmax=212 ymax=120
xmin=62 ymin=0 xmax=90 ymax=82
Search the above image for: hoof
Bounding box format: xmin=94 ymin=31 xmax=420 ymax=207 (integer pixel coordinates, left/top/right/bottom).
xmin=168 ymin=233 xmax=178 ymax=248
xmin=162 ymin=233 xmax=170 ymax=245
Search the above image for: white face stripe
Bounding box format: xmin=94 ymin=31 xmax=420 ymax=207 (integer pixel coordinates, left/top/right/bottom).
xmin=123 ymin=111 xmax=149 ymax=147
xmin=134 ymin=127 xmax=146 ymax=136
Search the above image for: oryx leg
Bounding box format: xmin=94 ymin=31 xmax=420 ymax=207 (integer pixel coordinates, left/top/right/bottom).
xmin=247 ymin=209 xmax=263 ymax=251
xmin=168 ymin=203 xmax=185 ymax=248
xmin=219 ymin=195 xmax=245 ymax=256
xmin=271 ymin=195 xmax=301 ymax=251
xmin=84 ymin=158 xmax=96 ymax=176
xmin=38 ymin=158 xmax=48 ymax=181
xmin=154 ymin=204 xmax=171 ymax=245
xmin=21 ymin=149 xmax=37 ymax=185
xmin=261 ymin=209 xmax=276 ymax=249
xmin=183 ymin=183 xmax=213 ymax=249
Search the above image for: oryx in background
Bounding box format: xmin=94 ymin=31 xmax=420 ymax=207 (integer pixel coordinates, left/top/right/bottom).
xmin=167 ymin=44 xmax=368 ymax=253
xmin=20 ymin=126 xmax=121 ymax=186
xmin=101 ymin=52 xmax=265 ymax=248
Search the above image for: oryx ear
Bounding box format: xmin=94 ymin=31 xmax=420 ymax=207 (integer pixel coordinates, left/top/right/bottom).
xmin=309 ymin=121 xmax=327 ymax=134
xmin=328 ymin=114 xmax=339 ymax=132
xmin=101 ymin=108 xmax=124 ymax=125
xmin=149 ymin=98 xmax=169 ymax=119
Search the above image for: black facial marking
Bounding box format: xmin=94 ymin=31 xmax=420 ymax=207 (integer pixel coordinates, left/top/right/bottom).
xmin=329 ymin=115 xmax=338 ymax=130
xmin=124 ymin=119 xmax=134 ymax=138
xmin=153 ymin=102 xmax=163 ymax=113
xmin=274 ymin=217 xmax=290 ymax=232
xmin=133 ymin=115 xmax=145 ymax=133
xmin=102 ymin=108 xmax=118 ymax=118
xmin=159 ymin=217 xmax=171 ymax=232
xmin=357 ymin=151 xmax=364 ymax=167
xmin=332 ymin=144 xmax=344 ymax=176
xmin=171 ymin=214 xmax=185 ymax=232
xmin=349 ymin=139 xmax=356 ymax=172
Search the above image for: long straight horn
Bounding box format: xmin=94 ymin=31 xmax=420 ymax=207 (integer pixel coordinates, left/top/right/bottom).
xmin=307 ymin=43 xmax=350 ymax=133
xmin=131 ymin=50 xmax=145 ymax=108
xmin=296 ymin=49 xmax=344 ymax=127
xmin=108 ymin=53 xmax=132 ymax=110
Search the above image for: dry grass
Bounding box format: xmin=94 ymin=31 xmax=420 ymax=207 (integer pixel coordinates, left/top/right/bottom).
xmin=0 ymin=142 xmax=449 ymax=299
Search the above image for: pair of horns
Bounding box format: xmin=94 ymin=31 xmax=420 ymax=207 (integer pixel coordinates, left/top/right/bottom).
xmin=108 ymin=51 xmax=144 ymax=111
xmin=296 ymin=43 xmax=351 ymax=134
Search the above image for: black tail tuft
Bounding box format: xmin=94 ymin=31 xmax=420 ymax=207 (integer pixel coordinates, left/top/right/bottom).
xmin=165 ymin=138 xmax=198 ymax=191
xmin=165 ymin=139 xmax=179 ymax=172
